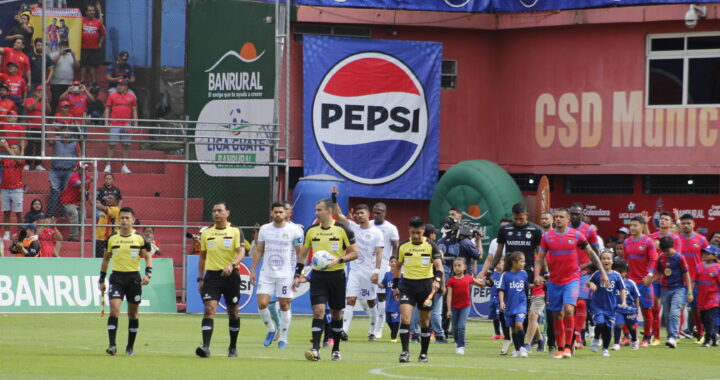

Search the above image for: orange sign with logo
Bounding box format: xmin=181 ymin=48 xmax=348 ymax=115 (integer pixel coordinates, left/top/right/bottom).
xmin=535 ymin=175 xmax=550 ymax=224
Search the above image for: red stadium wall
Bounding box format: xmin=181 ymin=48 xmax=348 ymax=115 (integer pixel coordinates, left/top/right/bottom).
xmin=287 ymin=5 xmax=720 ymax=239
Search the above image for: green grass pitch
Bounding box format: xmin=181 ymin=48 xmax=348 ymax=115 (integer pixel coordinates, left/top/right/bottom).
xmin=1 ymin=313 xmax=718 ymax=379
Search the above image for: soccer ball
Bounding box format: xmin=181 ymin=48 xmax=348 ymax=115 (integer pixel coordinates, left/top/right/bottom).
xmin=311 ymin=250 xmax=334 ymax=271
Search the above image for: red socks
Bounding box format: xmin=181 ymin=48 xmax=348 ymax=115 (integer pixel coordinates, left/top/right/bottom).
xmin=575 ymin=300 xmax=587 ymax=337
xmin=641 ymin=308 xmax=653 ymax=338
xmin=652 ymin=307 xmax=661 ymax=340
xmin=554 ymin=319 xmax=564 ymax=348
xmin=564 ymin=315 xmax=575 ymax=347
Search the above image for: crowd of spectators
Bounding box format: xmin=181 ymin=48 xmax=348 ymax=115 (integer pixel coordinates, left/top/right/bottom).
xmin=0 ymin=2 xmax=141 ymax=257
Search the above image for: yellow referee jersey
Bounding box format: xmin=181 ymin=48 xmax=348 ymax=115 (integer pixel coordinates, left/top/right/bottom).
xmin=304 ymin=220 xmax=356 ymax=272
xmin=107 ymin=230 xmax=151 ymax=272
xmin=397 ymin=237 xmax=442 ymax=280
xmin=201 ymin=225 xmax=244 ymax=271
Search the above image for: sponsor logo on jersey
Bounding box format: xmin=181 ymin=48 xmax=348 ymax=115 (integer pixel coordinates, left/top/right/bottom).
xmin=312 ymin=52 xmax=428 ymax=185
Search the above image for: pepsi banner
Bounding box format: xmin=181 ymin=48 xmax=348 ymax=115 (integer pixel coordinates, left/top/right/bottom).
xmin=295 ymin=0 xmax=490 ymax=12
xmin=303 ymin=36 xmax=442 ymax=200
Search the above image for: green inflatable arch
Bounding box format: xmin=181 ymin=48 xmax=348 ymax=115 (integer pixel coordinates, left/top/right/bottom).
xmin=429 ymin=160 xmax=523 ymax=256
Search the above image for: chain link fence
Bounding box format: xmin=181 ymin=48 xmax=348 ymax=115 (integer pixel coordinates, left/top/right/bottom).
xmin=0 ymin=115 xmax=281 ymax=303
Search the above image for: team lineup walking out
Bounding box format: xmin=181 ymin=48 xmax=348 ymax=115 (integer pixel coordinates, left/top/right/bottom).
xmin=105 ymin=184 xmax=715 ymax=362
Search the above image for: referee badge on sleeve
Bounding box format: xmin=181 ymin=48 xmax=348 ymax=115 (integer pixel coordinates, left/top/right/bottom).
xmin=208 ymin=241 xmax=215 ymax=248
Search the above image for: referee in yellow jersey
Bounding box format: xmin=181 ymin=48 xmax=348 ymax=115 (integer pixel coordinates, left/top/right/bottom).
xmin=293 ymin=198 xmax=358 ymax=362
xmin=392 ymin=216 xmax=443 ymax=363
xmin=196 ymin=201 xmax=246 ymax=358
xmin=98 ymin=207 xmax=152 ymax=356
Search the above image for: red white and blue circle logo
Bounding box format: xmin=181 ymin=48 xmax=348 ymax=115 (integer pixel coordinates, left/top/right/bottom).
xmin=471 ymin=284 xmax=491 ymax=318
xmin=312 ymin=52 xmax=428 ymax=185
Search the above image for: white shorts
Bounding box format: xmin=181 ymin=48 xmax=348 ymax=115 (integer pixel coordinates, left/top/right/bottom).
xmin=256 ymin=275 xmax=294 ymax=299
xmin=346 ymin=271 xmax=377 ymax=300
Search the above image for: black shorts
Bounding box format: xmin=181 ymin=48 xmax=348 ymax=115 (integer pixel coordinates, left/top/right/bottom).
xmin=108 ymin=271 xmax=142 ymax=304
xmin=310 ymin=270 xmax=346 ymax=310
xmin=399 ymin=278 xmax=434 ymax=311
xmin=201 ymin=270 xmax=240 ymax=306
xmin=81 ymin=48 xmax=103 ymax=67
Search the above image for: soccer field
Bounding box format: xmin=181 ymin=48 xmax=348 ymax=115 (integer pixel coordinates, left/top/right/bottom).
xmin=1 ymin=314 xmax=718 ymax=379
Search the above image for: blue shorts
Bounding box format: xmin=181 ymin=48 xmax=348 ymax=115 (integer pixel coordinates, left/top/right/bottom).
xmin=652 ymin=282 xmax=661 ymax=299
xmin=109 ymin=126 xmax=133 ymax=146
xmin=593 ymin=312 xmax=616 ymax=327
xmin=386 ymin=311 xmax=400 ymax=324
xmin=547 ymin=279 xmax=579 ymax=312
xmin=637 ymin=282 xmax=655 ymax=309
xmin=488 ymin=297 xmax=500 ymax=320
xmin=615 ymin=312 xmax=637 ymax=326
xmin=505 ymin=312 xmax=527 ymax=327
xmin=578 ymin=272 xmax=591 ymax=300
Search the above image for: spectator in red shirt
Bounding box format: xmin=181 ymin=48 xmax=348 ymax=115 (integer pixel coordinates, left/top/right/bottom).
xmin=104 ymin=80 xmax=137 ymax=174
xmin=0 ymin=139 xmax=25 ymax=240
xmin=2 ymin=111 xmax=26 ymax=154
xmin=38 ymin=215 xmax=63 ymax=257
xmin=0 ymin=62 xmax=27 ymax=108
xmin=0 ymin=84 xmax=17 ymax=116
xmin=60 ymin=164 xmax=91 ymax=241
xmin=54 ymin=100 xmax=78 ymax=129
xmin=60 ymin=81 xmax=95 ymax=119
xmin=0 ymin=38 xmax=31 ymax=86
xmin=80 ymin=4 xmax=105 ymax=85
xmin=22 ymin=86 xmax=50 ymax=171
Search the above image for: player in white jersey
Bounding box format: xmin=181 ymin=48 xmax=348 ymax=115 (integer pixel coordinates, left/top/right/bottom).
xmin=372 ymin=202 xmax=400 ymax=339
xmin=250 ymin=202 xmax=304 ymax=349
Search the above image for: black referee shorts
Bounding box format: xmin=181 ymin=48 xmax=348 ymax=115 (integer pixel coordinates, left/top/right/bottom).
xmin=108 ymin=271 xmax=142 ymax=304
xmin=310 ymin=270 xmax=346 ymax=310
xmin=201 ymin=270 xmax=240 ymax=306
xmin=399 ymin=278 xmax=434 ymax=311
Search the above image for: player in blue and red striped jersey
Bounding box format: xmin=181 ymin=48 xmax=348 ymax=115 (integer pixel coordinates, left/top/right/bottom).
xmin=534 ymin=208 xmax=608 ymax=359
xmin=677 ymin=213 xmax=709 ymax=342
xmin=623 ymin=216 xmax=657 ymax=347
xmin=569 ymin=203 xmax=600 ymax=348
xmin=649 ymin=236 xmax=693 ymax=349
xmin=695 ymin=245 xmax=720 ymax=347
xmin=647 ymin=211 xmax=682 ymax=345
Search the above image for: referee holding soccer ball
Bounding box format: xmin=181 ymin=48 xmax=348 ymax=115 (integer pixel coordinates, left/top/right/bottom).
xmin=195 ymin=201 xmax=246 ymax=358
xmin=293 ymin=197 xmax=358 ymax=362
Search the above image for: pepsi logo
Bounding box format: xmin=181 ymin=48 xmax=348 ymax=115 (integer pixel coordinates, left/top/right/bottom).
xmin=312 ymin=52 xmax=428 ymax=185
xmin=471 ymin=284 xmax=491 ymax=318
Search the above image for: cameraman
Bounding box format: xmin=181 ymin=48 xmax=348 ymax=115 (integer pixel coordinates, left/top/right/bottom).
xmin=9 ymin=224 xmax=41 ymax=257
xmin=435 ymin=213 xmax=483 ymax=343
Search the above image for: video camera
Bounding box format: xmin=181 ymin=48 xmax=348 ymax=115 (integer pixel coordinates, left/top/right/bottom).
xmin=442 ymin=217 xmax=483 ymax=239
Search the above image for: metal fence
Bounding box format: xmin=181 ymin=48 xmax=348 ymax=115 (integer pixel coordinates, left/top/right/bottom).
xmin=0 ymin=115 xmax=282 ymax=302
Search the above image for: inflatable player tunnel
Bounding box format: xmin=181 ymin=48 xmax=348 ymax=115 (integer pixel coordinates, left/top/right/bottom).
xmin=429 ymin=160 xmax=523 ymax=255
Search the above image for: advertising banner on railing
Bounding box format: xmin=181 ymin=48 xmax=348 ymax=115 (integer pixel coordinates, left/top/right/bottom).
xmin=492 ymin=0 xmax=719 ymax=12
xmin=0 ymin=258 xmax=176 ymax=313
xmin=303 ymin=36 xmax=442 ymax=200
xmin=29 ymin=8 xmax=83 ymax=60
xmin=295 ymin=0 xmax=491 ymax=12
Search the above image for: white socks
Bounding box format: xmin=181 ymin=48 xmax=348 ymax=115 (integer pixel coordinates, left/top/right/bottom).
xmin=279 ymin=309 xmax=291 ymax=342
xmin=259 ymin=307 xmax=276 ymax=333
xmin=343 ymin=307 xmax=354 ymax=334
xmin=376 ymin=299 xmax=386 ymax=336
